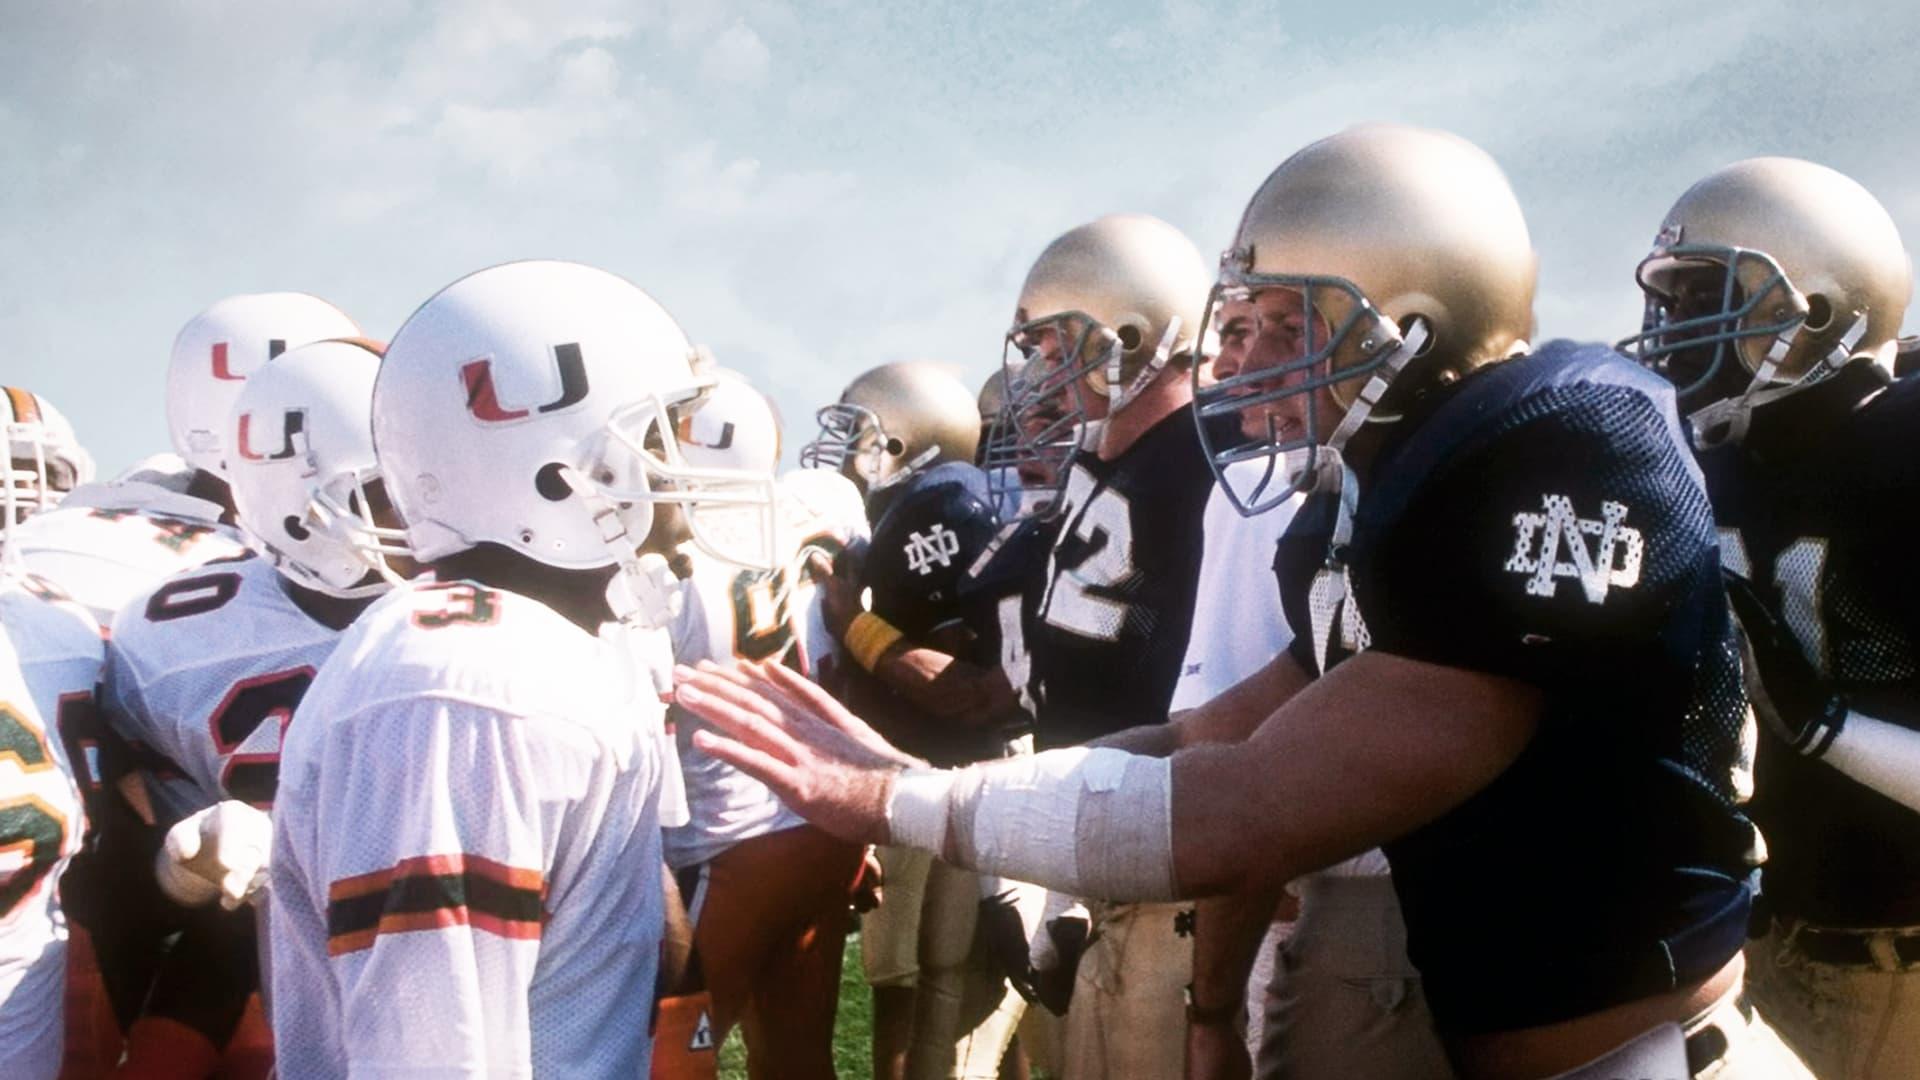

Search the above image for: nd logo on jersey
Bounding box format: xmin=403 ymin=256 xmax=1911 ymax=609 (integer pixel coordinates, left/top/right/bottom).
xmin=1505 ymin=494 xmax=1644 ymax=604
xmin=904 ymin=524 xmax=962 ymax=576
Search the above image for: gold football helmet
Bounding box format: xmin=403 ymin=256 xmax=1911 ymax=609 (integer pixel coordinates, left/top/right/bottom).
xmin=1619 ymin=157 xmax=1911 ymax=430
xmin=800 ymin=360 xmax=980 ymax=497
xmin=1194 ymin=124 xmax=1537 ymax=515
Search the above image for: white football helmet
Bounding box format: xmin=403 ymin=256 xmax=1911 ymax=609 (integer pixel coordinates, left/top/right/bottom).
xmin=167 ymin=293 xmax=362 ymax=477
xmin=226 ymin=339 xmax=404 ymax=599
xmin=676 ymin=369 xmax=783 ymax=475
xmin=371 ymin=260 xmax=779 ymax=622
xmin=3 ymin=386 xmax=93 ymax=531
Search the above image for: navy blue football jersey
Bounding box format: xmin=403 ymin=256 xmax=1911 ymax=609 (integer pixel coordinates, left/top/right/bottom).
xmin=862 ymin=462 xmax=1003 ymax=640
xmin=1275 ymin=341 xmax=1757 ymax=1034
xmin=1697 ymin=360 xmax=1920 ymax=927
xmin=955 ymin=513 xmax=1061 ymax=728
xmin=1029 ymin=410 xmax=1226 ymax=748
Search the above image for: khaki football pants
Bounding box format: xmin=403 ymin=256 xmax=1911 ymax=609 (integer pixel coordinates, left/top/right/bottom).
xmin=1062 ymin=900 xmax=1192 ymax=1080
xmin=904 ymin=861 xmax=1035 ymax=1079
xmin=1746 ymin=921 xmax=1920 ymax=1079
xmin=862 ymin=846 xmax=934 ymax=989
xmin=1255 ymin=875 xmax=1450 ymax=1079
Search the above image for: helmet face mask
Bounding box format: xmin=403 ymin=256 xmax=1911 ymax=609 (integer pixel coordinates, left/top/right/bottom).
xmin=227 ymin=340 xmax=401 ymax=600
xmin=372 ymin=261 xmax=780 ymax=629
xmin=1620 ymin=157 xmax=1911 ymax=442
xmin=799 ymin=361 xmax=979 ymax=500
xmin=3 ymin=388 xmax=93 ymax=537
xmin=1189 ymin=125 xmax=1536 ymax=518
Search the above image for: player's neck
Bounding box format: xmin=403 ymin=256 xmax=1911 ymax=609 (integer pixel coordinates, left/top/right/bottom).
xmin=280 ymin=577 xmax=376 ymax=632
xmin=186 ymin=469 xmax=238 ymax=526
xmin=1095 ymin=370 xmax=1191 ymax=461
xmin=431 ymin=543 xmax=620 ymax=633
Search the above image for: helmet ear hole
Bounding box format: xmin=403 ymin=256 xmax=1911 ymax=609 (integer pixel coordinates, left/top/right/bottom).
xmin=1803 ymin=294 xmax=1834 ymax=333
xmin=283 ymin=515 xmax=312 ymax=542
xmin=535 ymin=463 xmax=573 ymax=502
xmin=1116 ymin=323 xmax=1144 ymax=352
xmin=884 ymin=436 xmax=906 ymax=457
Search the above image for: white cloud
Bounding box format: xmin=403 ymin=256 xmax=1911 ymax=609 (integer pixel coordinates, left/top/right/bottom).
xmin=700 ymin=19 xmax=771 ymax=88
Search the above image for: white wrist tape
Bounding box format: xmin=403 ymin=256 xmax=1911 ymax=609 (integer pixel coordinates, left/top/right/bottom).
xmin=887 ymin=768 xmax=956 ymax=853
xmin=885 ymin=747 xmax=1177 ymax=901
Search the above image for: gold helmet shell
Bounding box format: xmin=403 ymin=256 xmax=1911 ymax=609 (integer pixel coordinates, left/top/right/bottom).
xmin=1625 ymin=157 xmax=1911 ymax=395
xmin=1012 ymin=213 xmax=1213 ymax=400
xmin=1227 ymin=123 xmax=1536 ymax=409
xmin=800 ymin=360 xmax=980 ymax=495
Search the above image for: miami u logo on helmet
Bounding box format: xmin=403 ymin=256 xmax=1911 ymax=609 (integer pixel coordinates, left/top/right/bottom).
xmin=235 ymin=409 xmax=308 ymax=462
xmin=211 ymin=339 xmax=288 ymax=381
xmin=461 ymin=343 xmax=591 ymax=423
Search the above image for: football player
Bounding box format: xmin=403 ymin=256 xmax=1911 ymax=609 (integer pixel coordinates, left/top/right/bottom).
xmin=801 ymin=360 xmax=982 ymax=516
xmin=2 ymin=387 xmax=94 ymax=527
xmin=1177 ymin=291 xmax=1447 ymax=1079
xmin=9 ymin=293 xmax=358 ymax=627
xmin=988 ymin=212 xmax=1222 ymax=1080
xmin=803 ymin=360 xmax=1027 ymax=1080
xmin=1620 ymin=158 xmax=1917 ymax=1079
xmin=268 ymin=260 xmax=774 ymax=1076
xmin=0 ymin=506 xmax=100 ymax=1079
xmin=96 ymin=339 xmax=406 ymax=1079
xmin=676 ymin=126 xmax=1809 ymax=1078
xmin=656 ymin=371 xmax=868 ymax=1079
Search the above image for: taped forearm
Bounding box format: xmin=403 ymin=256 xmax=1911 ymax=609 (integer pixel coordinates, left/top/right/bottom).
xmin=887 ymin=747 xmax=1178 ymax=901
xmin=1824 ymin=711 xmax=1920 ymax=814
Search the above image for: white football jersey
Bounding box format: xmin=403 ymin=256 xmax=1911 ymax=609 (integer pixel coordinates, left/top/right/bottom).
xmin=270 ymin=579 xmax=666 ymax=1078
xmin=104 ymin=555 xmax=342 ymax=823
xmin=9 ymin=477 xmax=246 ymax=628
xmin=663 ymin=469 xmax=868 ymax=870
xmin=0 ymin=580 xmax=98 ymax=1080
xmin=1168 ymin=465 xmax=1300 ymax=713
xmin=1168 ymin=468 xmax=1389 ymax=880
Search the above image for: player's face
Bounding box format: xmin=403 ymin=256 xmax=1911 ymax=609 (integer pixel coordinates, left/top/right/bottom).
xmin=1647 ymin=260 xmax=1742 ymax=390
xmin=1232 ymin=287 xmax=1338 ymax=443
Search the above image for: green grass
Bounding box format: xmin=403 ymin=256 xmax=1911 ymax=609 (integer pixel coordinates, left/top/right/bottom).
xmin=717 ymin=930 xmax=875 ymax=1079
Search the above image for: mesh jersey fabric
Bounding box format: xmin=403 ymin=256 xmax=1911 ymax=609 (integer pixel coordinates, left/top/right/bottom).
xmin=269 ymin=580 xmax=666 ymax=1078
xmin=1699 ymin=360 xmax=1920 ymax=926
xmin=10 ymin=479 xmax=245 ymax=628
xmin=664 ymin=470 xmax=869 ymax=870
xmin=0 ymin=581 xmax=97 ymax=1080
xmin=1030 ymin=411 xmax=1227 ymax=748
xmin=104 ymin=554 xmax=341 ymax=821
xmin=1275 ymin=341 xmax=1757 ymax=1034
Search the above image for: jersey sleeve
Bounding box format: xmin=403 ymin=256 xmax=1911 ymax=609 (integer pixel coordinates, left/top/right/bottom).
xmin=1362 ymin=383 xmax=1722 ymax=697
xmin=270 ymin=695 xmax=615 ymax=1076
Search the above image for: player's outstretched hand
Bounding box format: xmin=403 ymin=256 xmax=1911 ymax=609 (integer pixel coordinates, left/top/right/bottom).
xmin=675 ymin=659 xmax=925 ymax=845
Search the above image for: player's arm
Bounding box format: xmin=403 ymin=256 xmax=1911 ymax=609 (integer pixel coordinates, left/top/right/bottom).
xmin=1728 ymin=571 xmax=1920 ymax=811
xmin=674 ymin=649 xmax=1537 ymax=902
xmin=1092 ymin=651 xmax=1313 ymax=758
xmin=291 ymin=697 xmax=589 ymax=1073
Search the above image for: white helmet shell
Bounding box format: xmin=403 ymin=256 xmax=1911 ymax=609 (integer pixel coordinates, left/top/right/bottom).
xmin=372 ymin=261 xmax=779 ymax=584
xmin=2 ymin=387 xmax=94 ymax=532
xmin=678 ymin=369 xmax=782 ymax=475
xmin=166 ymin=293 xmax=362 ymax=477
xmin=226 ymin=339 xmax=391 ymax=598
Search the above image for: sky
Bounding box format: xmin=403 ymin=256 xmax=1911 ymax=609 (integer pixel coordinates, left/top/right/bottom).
xmin=4 ymin=0 xmax=1917 ymax=475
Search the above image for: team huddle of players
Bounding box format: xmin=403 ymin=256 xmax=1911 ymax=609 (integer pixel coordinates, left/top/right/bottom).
xmin=1 ymin=122 xmax=1918 ymax=1080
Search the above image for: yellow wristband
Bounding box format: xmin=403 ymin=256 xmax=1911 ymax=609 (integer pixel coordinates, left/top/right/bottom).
xmin=844 ymin=612 xmax=904 ymax=673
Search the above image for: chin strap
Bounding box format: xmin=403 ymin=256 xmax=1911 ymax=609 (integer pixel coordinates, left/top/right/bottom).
xmin=1689 ymin=315 xmax=1870 ymax=448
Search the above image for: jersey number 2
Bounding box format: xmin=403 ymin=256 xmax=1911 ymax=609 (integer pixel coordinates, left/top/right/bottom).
xmin=1041 ymin=470 xmax=1135 ymax=642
